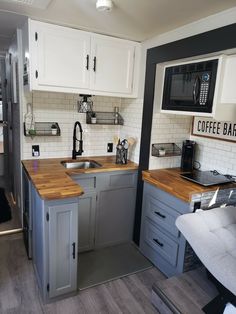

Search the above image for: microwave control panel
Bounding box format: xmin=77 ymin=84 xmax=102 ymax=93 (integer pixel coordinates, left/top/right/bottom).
xmin=199 ymin=73 xmax=210 ymax=105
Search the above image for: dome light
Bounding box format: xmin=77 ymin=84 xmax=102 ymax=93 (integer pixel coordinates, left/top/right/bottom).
xmin=96 ymin=0 xmax=113 ymax=12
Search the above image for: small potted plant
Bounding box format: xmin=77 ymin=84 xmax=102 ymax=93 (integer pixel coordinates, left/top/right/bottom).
xmin=158 ymin=147 xmax=166 ymax=156
xmin=91 ymin=112 xmax=97 ymax=124
xmin=28 ymin=129 xmax=36 ymax=136
xmin=51 ymin=123 xmax=57 ymax=135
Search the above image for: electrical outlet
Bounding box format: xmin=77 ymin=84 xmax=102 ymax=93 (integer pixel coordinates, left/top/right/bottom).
xmin=107 ymin=143 xmax=113 ymax=153
xmin=32 ymin=145 xmax=40 ymax=157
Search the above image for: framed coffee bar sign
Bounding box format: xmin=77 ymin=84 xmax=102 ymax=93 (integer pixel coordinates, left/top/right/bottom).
xmin=192 ymin=117 xmax=236 ymax=143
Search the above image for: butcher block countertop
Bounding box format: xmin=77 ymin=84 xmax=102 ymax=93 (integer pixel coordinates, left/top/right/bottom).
xmin=142 ymin=168 xmax=236 ymax=203
xmin=22 ymin=156 xmax=138 ymax=201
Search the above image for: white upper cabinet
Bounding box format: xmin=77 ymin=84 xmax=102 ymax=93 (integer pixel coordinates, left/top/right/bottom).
xmin=30 ymin=21 xmax=90 ymax=91
xmin=213 ymin=54 xmax=236 ymax=121
xmin=23 ymin=19 xmax=140 ymax=98
xmin=219 ymin=55 xmax=236 ymax=104
xmin=90 ymin=35 xmax=135 ymax=95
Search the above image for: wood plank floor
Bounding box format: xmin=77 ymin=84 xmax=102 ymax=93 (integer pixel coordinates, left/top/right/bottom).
xmin=152 ymin=268 xmax=219 ymax=314
xmin=0 ymin=233 xmax=165 ymax=314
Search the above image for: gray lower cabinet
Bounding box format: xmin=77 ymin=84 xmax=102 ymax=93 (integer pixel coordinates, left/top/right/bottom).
xmin=95 ymin=187 xmax=136 ymax=248
xmin=77 ymin=192 xmax=96 ymax=252
xmin=48 ymin=202 xmax=78 ymax=298
xmin=26 ymin=169 xmax=137 ymax=302
xmin=31 ymin=184 xmax=79 ymax=301
xmin=72 ymin=170 xmax=138 ymax=251
xmin=140 ymin=182 xmax=196 ymax=278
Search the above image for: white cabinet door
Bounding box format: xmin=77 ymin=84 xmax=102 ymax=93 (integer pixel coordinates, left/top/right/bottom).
xmin=219 ymin=55 xmax=236 ymax=104
xmin=48 ymin=202 xmax=78 ymax=298
xmin=30 ymin=20 xmax=90 ymax=91
xmin=90 ymin=35 xmax=136 ymax=95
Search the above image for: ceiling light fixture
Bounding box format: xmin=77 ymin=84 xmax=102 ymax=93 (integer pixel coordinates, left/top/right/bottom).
xmin=96 ymin=0 xmax=113 ymax=12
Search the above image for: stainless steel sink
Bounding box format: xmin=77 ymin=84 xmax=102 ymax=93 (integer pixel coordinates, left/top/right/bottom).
xmin=61 ymin=160 xmax=102 ymax=169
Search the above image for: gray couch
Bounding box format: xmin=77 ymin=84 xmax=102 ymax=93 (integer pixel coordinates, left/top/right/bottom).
xmin=176 ymin=206 xmax=236 ymax=312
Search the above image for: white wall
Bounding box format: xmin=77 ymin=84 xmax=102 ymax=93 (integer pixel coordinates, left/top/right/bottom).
xmin=140 ymin=7 xmax=236 ymax=98
xmin=23 ymin=92 xmax=125 ymax=159
xmin=139 ymin=7 xmax=236 ymax=173
xmin=22 ymin=92 xmax=143 ymax=162
xmin=21 ymin=7 xmax=236 ymax=173
xmin=120 ymin=98 xmax=143 ymax=163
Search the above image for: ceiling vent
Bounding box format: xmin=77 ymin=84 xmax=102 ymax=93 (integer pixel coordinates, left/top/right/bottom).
xmin=2 ymin=0 xmax=52 ymax=9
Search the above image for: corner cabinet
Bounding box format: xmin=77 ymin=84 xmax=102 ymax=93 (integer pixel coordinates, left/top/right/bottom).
xmin=25 ymin=168 xmax=137 ymax=302
xmin=22 ymin=19 xmax=140 ymax=98
xmin=95 ymin=173 xmax=137 ymax=248
xmin=71 ymin=170 xmax=138 ymax=250
xmin=31 ymin=187 xmax=79 ymax=302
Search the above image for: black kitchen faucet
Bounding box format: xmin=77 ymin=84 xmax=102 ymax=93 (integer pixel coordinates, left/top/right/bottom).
xmin=72 ymin=121 xmax=83 ymax=159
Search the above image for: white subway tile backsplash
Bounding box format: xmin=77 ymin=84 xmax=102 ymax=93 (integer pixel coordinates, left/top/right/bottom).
xmin=22 ymin=91 xmax=236 ymax=175
xmin=191 ymin=134 xmax=236 ymax=175
xmin=23 ymin=92 xmax=122 ymax=160
xmin=149 ymin=112 xmax=192 ymax=170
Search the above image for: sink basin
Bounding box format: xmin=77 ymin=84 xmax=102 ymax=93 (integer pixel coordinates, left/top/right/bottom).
xmin=61 ymin=160 xmax=102 ymax=169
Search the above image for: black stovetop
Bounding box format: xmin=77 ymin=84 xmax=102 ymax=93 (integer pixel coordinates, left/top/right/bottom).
xmin=180 ymin=170 xmax=235 ymax=187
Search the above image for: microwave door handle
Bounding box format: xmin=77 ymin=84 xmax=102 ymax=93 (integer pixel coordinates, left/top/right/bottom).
xmin=193 ymin=76 xmax=200 ymax=104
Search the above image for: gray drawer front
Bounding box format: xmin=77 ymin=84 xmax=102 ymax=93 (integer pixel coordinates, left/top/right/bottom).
xmin=72 ymin=176 xmax=96 ymax=191
xmin=144 ymin=219 xmax=178 ymax=267
xmin=146 ymin=195 xmax=180 ymax=238
xmin=109 ymin=172 xmax=136 ymax=188
xmin=145 ymin=182 xmax=190 ymax=215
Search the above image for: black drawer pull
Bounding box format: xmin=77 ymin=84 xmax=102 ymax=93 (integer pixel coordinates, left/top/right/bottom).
xmin=93 ymin=56 xmax=97 ymax=72
xmin=154 ymin=211 xmax=166 ymax=219
xmin=86 ymin=54 xmax=89 ymax=70
xmin=153 ymin=238 xmax=164 ymax=247
xmin=72 ymin=242 xmax=76 ymax=259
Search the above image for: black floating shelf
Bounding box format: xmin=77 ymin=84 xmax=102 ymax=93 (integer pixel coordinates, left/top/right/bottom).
xmin=152 ymin=143 xmax=181 ymax=157
xmin=24 ymin=122 xmax=61 ymax=137
xmin=86 ymin=111 xmax=124 ymax=125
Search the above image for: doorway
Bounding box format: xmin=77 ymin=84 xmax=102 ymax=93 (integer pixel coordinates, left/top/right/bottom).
xmin=0 ymin=66 xmax=4 ymax=187
xmin=0 ymin=43 xmax=22 ymax=234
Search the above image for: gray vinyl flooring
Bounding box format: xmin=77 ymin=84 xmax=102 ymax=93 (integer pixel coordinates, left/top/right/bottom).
xmin=152 ymin=267 xmax=219 ymax=314
xmin=78 ymin=242 xmax=152 ymax=290
xmin=0 ymin=233 xmax=165 ymax=314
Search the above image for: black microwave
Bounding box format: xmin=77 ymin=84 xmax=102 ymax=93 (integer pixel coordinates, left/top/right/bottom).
xmin=161 ymin=59 xmax=219 ymax=114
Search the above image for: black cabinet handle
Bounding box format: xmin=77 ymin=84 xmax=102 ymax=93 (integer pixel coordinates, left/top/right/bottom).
xmin=72 ymin=242 xmax=76 ymax=259
xmin=93 ymin=56 xmax=97 ymax=72
xmin=154 ymin=211 xmax=166 ymax=219
xmin=153 ymin=238 xmax=164 ymax=247
xmin=86 ymin=55 xmax=89 ymax=70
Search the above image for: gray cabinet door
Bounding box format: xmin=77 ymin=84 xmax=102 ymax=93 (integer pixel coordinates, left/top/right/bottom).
xmin=48 ymin=202 xmax=78 ymax=298
xmin=95 ymin=187 xmax=136 ymax=248
xmin=78 ymin=192 xmax=96 ymax=252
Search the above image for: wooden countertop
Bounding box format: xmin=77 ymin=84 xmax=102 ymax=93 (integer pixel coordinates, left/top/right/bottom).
xmin=22 ymin=156 xmax=138 ymax=201
xmin=142 ymin=168 xmax=236 ymax=203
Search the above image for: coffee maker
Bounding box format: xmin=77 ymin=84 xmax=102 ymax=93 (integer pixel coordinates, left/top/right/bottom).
xmin=181 ymin=140 xmax=196 ymax=172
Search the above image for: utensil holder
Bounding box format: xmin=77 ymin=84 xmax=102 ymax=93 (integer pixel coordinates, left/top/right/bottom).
xmin=116 ymin=147 xmax=128 ymax=164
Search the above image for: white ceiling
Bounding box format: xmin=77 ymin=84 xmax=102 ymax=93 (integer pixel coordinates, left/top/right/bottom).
xmin=0 ymin=0 xmax=236 ymax=53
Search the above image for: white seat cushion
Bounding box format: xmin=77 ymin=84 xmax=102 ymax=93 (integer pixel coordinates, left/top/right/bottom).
xmin=176 ymin=206 xmax=236 ymax=295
